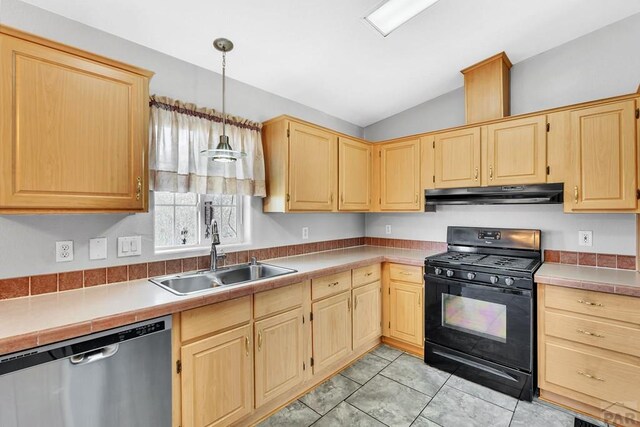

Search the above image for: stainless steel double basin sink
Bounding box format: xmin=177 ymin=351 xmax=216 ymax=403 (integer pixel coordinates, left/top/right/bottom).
xmin=149 ymin=262 xmax=297 ymax=296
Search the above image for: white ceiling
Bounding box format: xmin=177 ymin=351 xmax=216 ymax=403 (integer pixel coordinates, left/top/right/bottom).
xmin=19 ymin=0 xmax=640 ymax=127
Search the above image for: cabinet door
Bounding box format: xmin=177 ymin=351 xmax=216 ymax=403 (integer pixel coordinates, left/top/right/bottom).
xmin=352 ymin=281 xmax=382 ymax=350
xmin=380 ymin=139 xmax=421 ymax=210
xmin=0 ymin=34 xmax=148 ymax=212
xmin=254 ymin=308 xmax=305 ymax=408
xmin=338 ymin=137 xmax=371 ymax=211
xmin=389 ymin=281 xmax=423 ymax=347
xmin=312 ymin=291 xmax=352 ymax=373
xmin=181 ymin=325 xmax=252 ymax=427
xmin=486 ymin=115 xmax=547 ymax=185
xmin=434 ymin=128 xmax=481 ymax=188
xmin=567 ymin=100 xmax=637 ymax=211
xmin=288 ymin=122 xmax=337 ymax=211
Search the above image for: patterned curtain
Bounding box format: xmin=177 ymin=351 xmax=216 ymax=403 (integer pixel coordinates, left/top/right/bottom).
xmin=149 ymin=95 xmax=266 ymax=196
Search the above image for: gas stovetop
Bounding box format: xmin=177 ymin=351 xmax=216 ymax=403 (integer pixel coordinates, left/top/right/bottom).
xmin=427 ymin=252 xmax=540 ymax=273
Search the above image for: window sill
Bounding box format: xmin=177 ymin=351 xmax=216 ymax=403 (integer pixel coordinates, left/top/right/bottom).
xmin=155 ymin=242 xmax=249 ymax=256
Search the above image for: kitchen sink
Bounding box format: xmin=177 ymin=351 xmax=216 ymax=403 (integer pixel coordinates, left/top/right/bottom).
xmin=149 ymin=262 xmax=297 ymax=296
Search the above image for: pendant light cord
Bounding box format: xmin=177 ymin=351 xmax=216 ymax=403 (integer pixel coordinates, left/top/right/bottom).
xmin=222 ymin=48 xmax=227 ymax=139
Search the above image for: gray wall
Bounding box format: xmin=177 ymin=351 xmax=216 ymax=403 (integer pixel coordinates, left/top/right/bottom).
xmin=363 ymin=12 xmax=640 ymax=256
xmin=0 ymin=0 xmax=365 ymax=279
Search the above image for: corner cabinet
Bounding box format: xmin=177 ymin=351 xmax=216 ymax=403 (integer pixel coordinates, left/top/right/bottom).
xmin=263 ymin=117 xmax=337 ymax=212
xmin=0 ymin=26 xmax=152 ymax=214
xmin=565 ymin=100 xmax=638 ymax=212
xmin=379 ymin=139 xmax=421 ymax=210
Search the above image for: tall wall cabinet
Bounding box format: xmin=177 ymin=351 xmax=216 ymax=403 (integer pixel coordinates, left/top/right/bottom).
xmin=0 ymin=26 xmax=153 ymax=213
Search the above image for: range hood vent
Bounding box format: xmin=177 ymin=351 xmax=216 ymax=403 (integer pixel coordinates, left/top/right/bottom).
xmin=425 ymin=183 xmax=563 ymax=210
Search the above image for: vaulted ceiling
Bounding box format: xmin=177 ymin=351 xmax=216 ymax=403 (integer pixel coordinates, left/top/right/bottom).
xmin=19 ymin=0 xmax=640 ymax=126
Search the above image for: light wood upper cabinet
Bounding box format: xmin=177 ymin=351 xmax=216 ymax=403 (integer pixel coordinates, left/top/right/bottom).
xmin=434 ymin=127 xmax=481 ymax=188
xmin=389 ymin=280 xmax=423 ymax=348
xmin=181 ymin=324 xmax=253 ymax=427
xmin=311 ymin=291 xmax=352 ymax=373
xmin=254 ymin=308 xmax=304 ymax=408
xmin=566 ymin=100 xmax=637 ymax=211
xmin=379 ymin=139 xmax=421 ymax=210
xmin=0 ymin=27 xmax=152 ymax=214
xmin=263 ymin=117 xmax=337 ymax=212
xmin=289 ymin=122 xmax=337 ymax=211
xmin=485 ymin=115 xmax=547 ymax=186
xmin=338 ymin=137 xmax=371 ymax=211
xmin=352 ymin=280 xmax=382 ymax=350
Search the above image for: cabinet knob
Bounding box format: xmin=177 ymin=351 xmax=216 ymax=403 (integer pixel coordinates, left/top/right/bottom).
xmin=135 ymin=177 xmax=142 ymax=201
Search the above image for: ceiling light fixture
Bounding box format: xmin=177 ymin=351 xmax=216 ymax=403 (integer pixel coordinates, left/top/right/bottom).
xmin=200 ymin=38 xmax=246 ymax=163
xmin=364 ymin=0 xmax=439 ymax=37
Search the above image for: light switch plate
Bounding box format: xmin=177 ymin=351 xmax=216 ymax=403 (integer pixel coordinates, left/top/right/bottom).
xmin=117 ymin=236 xmax=142 ymax=257
xmin=89 ymin=237 xmax=107 ymax=260
xmin=578 ymin=230 xmax=593 ymax=247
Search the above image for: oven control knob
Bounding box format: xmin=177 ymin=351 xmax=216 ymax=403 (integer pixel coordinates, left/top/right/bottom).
xmin=466 ymin=272 xmax=476 ymax=280
xmin=434 ymin=267 xmax=442 ymax=275
xmin=505 ymin=277 xmax=515 ymax=286
xmin=490 ymin=275 xmax=499 ymax=284
xmin=446 ymin=269 xmax=454 ymax=277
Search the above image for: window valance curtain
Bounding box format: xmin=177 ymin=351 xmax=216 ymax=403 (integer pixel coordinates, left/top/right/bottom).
xmin=149 ymin=95 xmax=266 ymax=197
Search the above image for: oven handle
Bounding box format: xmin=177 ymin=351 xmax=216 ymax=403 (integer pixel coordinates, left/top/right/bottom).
xmin=425 ymin=275 xmax=531 ymax=297
xmin=432 ymin=349 xmax=519 ymax=382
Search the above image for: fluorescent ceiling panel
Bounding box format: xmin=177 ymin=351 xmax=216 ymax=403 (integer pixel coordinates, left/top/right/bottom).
xmin=365 ymin=0 xmax=439 ymax=36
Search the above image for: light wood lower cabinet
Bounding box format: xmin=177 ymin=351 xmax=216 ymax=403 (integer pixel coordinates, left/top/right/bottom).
xmin=180 ymin=324 xmax=253 ymax=427
xmin=311 ymin=291 xmax=353 ymax=373
xmin=254 ymin=308 xmax=305 ymax=408
xmin=352 ymin=280 xmax=382 ymax=350
xmin=389 ymin=281 xmax=424 ymax=347
xmin=538 ymin=284 xmax=640 ymax=426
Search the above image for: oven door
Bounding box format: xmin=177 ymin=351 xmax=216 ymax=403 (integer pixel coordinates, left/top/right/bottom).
xmin=425 ymin=275 xmax=532 ymax=371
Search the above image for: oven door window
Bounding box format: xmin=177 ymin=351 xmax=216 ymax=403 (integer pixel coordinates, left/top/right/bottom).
xmin=442 ymin=294 xmax=506 ymax=343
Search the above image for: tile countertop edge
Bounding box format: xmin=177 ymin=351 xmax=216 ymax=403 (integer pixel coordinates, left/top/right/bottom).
xmin=0 ymin=247 xmax=429 ymax=356
xmin=535 ymin=262 xmax=640 ymax=297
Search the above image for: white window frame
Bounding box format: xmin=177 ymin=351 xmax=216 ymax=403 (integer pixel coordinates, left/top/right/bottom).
xmin=153 ymin=192 xmax=245 ymax=254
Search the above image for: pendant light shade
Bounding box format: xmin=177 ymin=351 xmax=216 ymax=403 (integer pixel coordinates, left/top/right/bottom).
xmin=200 ymin=38 xmax=246 ymax=162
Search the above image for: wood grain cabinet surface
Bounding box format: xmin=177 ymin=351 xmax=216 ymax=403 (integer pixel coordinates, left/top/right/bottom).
xmin=0 ymin=26 xmax=152 ymax=213
xmin=311 ymin=291 xmax=353 ymax=373
xmin=379 ymin=139 xmax=421 ymax=211
xmin=434 ymin=127 xmax=481 ymax=189
xmin=352 ymin=280 xmax=382 ymax=350
xmin=338 ymin=136 xmax=372 ymax=211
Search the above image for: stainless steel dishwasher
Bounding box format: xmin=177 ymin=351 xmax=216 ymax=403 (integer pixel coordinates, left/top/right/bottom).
xmin=0 ymin=316 xmax=171 ymax=427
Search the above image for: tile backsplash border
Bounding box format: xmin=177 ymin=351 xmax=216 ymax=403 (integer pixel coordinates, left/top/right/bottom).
xmin=0 ymin=237 xmax=366 ymax=301
xmin=544 ymin=249 xmax=636 ymax=270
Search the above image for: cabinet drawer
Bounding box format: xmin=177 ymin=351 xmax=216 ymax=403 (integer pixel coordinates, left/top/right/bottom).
xmin=389 ymin=264 xmax=422 ymax=284
xmin=312 ymin=271 xmax=351 ymax=300
xmin=545 ymin=286 xmax=640 ymax=325
xmin=353 ymin=264 xmax=381 ymax=288
xmin=545 ymin=311 xmax=640 ymax=358
xmin=545 ymin=342 xmax=640 ymax=409
xmin=254 ymin=282 xmax=304 ymax=319
xmin=181 ymin=296 xmax=251 ymax=342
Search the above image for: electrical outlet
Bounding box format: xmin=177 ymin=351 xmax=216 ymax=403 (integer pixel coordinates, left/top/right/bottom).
xmin=302 ymin=227 xmax=309 ymax=240
xmin=56 ymin=241 xmax=74 ymax=262
xmin=89 ymin=237 xmax=107 ymax=260
xmin=385 ymin=225 xmax=392 ymax=235
xmin=578 ymin=230 xmax=593 ymax=247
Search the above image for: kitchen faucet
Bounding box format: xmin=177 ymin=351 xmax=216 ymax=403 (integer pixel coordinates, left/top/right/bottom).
xmin=209 ymin=220 xmax=226 ymax=271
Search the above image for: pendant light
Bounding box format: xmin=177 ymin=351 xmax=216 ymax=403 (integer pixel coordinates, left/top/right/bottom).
xmin=200 ymin=38 xmax=246 ymax=162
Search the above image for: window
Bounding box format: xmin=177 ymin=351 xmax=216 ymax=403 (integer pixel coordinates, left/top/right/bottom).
xmin=154 ymin=192 xmax=243 ymax=250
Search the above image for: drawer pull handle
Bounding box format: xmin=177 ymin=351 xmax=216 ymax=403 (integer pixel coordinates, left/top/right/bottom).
xmin=577 ymin=371 xmax=604 ymax=382
xmin=328 ymin=281 xmax=339 ymax=287
xmin=577 ymin=329 xmax=604 ymax=338
xmin=400 ymin=272 xmax=412 ymax=276
xmin=577 ymin=299 xmax=604 ymax=307
xmin=365 ymin=272 xmax=373 ymax=276
xmin=135 ymin=176 xmax=142 ymax=201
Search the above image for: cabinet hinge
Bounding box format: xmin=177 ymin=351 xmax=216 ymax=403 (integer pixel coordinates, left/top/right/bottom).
xmin=302 ymin=315 xmax=305 ymax=324
xmin=637 ymin=189 xmax=640 ymax=200
xmin=379 ymin=151 xmax=381 ymax=158
xmin=303 ymin=362 xmax=306 ymax=371
xmin=546 ymin=166 xmax=550 ymax=175
xmin=176 ymin=360 xmax=182 ymax=374
xmin=432 ymin=141 xmax=435 ymax=149
xmin=636 ymin=108 xmax=639 ymax=119
xmin=310 ymin=357 xmax=314 ymax=367
xmin=379 ymin=197 xmax=381 ymax=204
xmin=388 ymin=321 xmax=391 ymax=328
xmin=310 ymin=312 xmax=313 ymax=321
xmin=388 ymin=288 xmax=390 ymax=295
xmin=546 ymin=123 xmax=550 ymax=132
xmin=432 ymin=175 xmax=435 ymax=183
xmin=287 ymin=128 xmax=290 ymax=138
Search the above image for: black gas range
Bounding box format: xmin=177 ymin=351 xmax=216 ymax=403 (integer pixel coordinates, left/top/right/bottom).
xmin=424 ymin=226 xmax=541 ymax=401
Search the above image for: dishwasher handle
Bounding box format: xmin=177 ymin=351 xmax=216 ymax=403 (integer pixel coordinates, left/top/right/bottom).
xmin=70 ymin=344 xmax=119 ymax=366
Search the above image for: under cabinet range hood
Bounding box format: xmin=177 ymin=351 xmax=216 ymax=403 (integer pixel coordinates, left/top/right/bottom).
xmin=425 ymin=183 xmax=563 ymax=209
